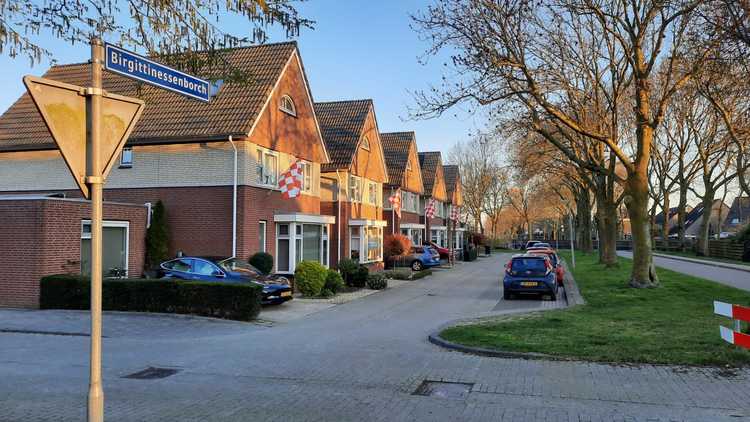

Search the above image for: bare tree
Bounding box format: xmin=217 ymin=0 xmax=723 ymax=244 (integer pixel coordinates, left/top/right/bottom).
xmin=413 ymin=0 xmax=712 ymax=287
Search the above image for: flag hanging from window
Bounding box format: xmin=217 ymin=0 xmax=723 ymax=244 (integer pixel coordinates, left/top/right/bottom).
xmin=425 ymin=197 xmax=437 ymax=219
xmin=389 ymin=189 xmax=402 ymax=218
xmin=278 ymin=160 xmax=304 ymax=199
xmin=450 ymin=205 xmax=460 ymax=222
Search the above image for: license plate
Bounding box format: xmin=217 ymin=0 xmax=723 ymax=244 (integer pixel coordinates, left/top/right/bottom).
xmin=281 ymin=291 xmax=292 ymax=297
xmin=520 ymin=282 xmax=538 ymax=287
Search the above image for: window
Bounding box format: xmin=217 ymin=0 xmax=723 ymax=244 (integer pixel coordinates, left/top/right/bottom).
xmin=368 ymin=182 xmax=377 ymax=205
xmin=81 ymin=220 xmax=129 ymax=278
xmin=366 ymin=226 xmax=383 ymax=261
xmin=276 ymin=222 xmax=329 ymax=272
xmin=258 ymin=221 xmax=267 ymax=252
xmin=406 ymin=159 xmax=412 ymax=171
xmin=360 ymin=137 xmax=370 ymax=151
xmin=349 ymin=175 xmax=362 ymax=202
xmin=257 ymin=149 xmax=278 ymax=186
xmin=350 ymin=227 xmax=361 ymax=260
xmin=277 ymin=224 xmax=290 ymax=272
xmin=193 ymin=260 xmax=217 ymax=276
xmin=280 ymin=95 xmax=296 ymax=116
xmin=299 ymin=161 xmax=312 ymax=193
xmin=120 ymin=147 xmax=133 ymax=168
xmin=303 ymin=225 xmax=322 ymax=261
xmin=431 ymin=229 xmax=439 ymax=244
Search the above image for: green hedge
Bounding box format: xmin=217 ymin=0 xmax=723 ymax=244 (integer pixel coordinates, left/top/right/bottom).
xmin=40 ymin=274 xmax=262 ymax=321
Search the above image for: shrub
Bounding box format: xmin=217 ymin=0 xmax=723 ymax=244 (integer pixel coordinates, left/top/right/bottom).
xmin=384 ymin=268 xmax=412 ymax=280
xmin=145 ymin=200 xmax=170 ymax=269
xmin=249 ymin=252 xmax=274 ymax=275
xmin=384 ymin=234 xmax=411 ymax=260
xmin=324 ymin=270 xmax=345 ymax=294
xmin=411 ymin=269 xmax=433 ymax=280
xmin=469 ymin=232 xmax=485 ymax=246
xmin=463 ymin=246 xmax=478 ymax=262
xmin=366 ymin=273 xmax=387 ymax=290
xmin=337 ymin=258 xmax=360 ymax=286
xmin=294 ymin=261 xmax=327 ymax=297
xmin=349 ymin=265 xmax=369 ymax=288
xmin=39 ymin=274 xmax=261 ymax=321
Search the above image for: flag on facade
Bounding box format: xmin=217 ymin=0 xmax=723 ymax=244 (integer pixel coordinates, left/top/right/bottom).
xmin=425 ymin=197 xmax=437 ymax=219
xmin=450 ymin=205 xmax=460 ymax=222
xmin=389 ymin=189 xmax=402 ymax=218
xmin=278 ymin=160 xmax=304 ymax=199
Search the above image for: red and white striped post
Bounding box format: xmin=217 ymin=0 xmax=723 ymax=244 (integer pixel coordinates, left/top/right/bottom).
xmin=713 ymin=301 xmax=750 ymax=349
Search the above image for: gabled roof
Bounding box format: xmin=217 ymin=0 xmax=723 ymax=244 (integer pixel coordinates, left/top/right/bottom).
xmin=654 ymin=207 xmax=679 ymax=225
xmin=418 ymin=151 xmax=442 ymax=194
xmin=314 ymin=99 xmax=373 ymax=172
xmin=380 ymin=131 xmax=423 ymax=191
xmin=444 ymin=165 xmax=460 ymax=195
xmin=727 ymin=196 xmax=750 ymax=224
xmin=0 ymin=42 xmax=310 ymax=151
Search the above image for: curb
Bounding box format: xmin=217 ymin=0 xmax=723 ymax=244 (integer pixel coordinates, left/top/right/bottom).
xmin=652 ymin=253 xmax=750 ymax=274
xmin=428 ymin=257 xmax=586 ymax=360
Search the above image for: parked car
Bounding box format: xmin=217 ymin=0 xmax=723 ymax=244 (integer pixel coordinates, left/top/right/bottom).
xmin=527 ymin=242 xmax=550 ymax=250
xmin=524 ymin=240 xmax=541 ymax=249
xmin=407 ymin=246 xmax=441 ymax=271
xmin=160 ymin=256 xmax=292 ymax=305
xmin=502 ymin=254 xmax=559 ymax=300
xmin=425 ymin=241 xmax=455 ymax=260
xmin=528 ymin=249 xmax=564 ymax=286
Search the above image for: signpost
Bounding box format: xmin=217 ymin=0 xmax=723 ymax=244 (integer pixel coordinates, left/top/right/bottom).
xmin=24 ymin=38 xmax=208 ymax=422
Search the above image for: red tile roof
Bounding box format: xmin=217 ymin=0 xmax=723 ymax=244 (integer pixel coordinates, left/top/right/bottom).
xmin=0 ymin=42 xmax=298 ymax=151
xmin=418 ymin=151 xmax=442 ymax=195
xmin=313 ymin=99 xmax=373 ymax=172
xmin=381 ymin=131 xmax=415 ymax=188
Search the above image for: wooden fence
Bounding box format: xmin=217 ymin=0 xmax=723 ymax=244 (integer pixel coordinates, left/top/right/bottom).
xmin=706 ymin=240 xmax=746 ymax=261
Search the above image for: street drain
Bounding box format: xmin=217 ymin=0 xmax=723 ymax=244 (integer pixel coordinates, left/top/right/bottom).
xmin=412 ymin=380 xmax=474 ymax=399
xmin=123 ymin=367 xmax=180 ymax=380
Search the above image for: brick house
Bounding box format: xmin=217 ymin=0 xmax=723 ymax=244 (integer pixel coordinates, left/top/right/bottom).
xmin=725 ymin=196 xmax=750 ymax=233
xmin=417 ymin=152 xmax=449 ymax=247
xmin=315 ymin=100 xmax=389 ymax=269
xmin=443 ymin=165 xmax=465 ymax=250
xmin=380 ymin=132 xmax=425 ymax=245
xmin=0 ymin=41 xmax=334 ymax=289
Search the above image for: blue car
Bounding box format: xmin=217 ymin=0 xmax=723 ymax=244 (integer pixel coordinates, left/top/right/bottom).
xmin=503 ymin=254 xmax=558 ymax=301
xmin=160 ymin=256 xmax=293 ymax=305
xmin=408 ymin=246 xmax=441 ymax=271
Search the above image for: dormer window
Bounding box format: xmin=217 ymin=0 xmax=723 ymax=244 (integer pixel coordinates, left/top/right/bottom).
xmin=361 ymin=137 xmax=370 ymax=151
xmin=280 ymin=95 xmax=296 ymax=117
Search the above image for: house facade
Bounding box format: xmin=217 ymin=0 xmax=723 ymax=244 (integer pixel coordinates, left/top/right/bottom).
xmin=418 ymin=152 xmax=449 ymax=247
xmin=381 ymin=132 xmax=425 ymax=246
xmin=684 ymin=199 xmax=730 ymax=237
xmin=315 ymin=100 xmax=389 ymax=269
xmin=0 ymin=42 xmax=334 ymax=293
xmin=725 ymin=196 xmax=750 ymax=233
xmin=443 ymin=165 xmax=465 ymax=250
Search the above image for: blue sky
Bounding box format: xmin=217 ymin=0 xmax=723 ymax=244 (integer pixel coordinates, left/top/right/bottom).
xmin=0 ymin=1 xmax=480 ymax=156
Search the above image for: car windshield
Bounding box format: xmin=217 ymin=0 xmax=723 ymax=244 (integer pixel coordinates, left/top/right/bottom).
xmin=510 ymin=258 xmax=548 ymax=276
xmin=217 ymin=258 xmax=260 ymax=276
xmin=532 ymin=252 xmax=557 ymax=266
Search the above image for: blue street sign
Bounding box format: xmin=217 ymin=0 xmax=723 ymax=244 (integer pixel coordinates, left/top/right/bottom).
xmin=104 ymin=43 xmax=210 ymax=102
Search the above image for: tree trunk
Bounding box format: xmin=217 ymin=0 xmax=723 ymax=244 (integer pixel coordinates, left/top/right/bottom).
xmin=575 ymin=189 xmax=593 ymax=253
xmin=625 ymin=175 xmax=659 ymax=287
xmin=676 ymin=185 xmax=689 ymax=251
xmin=696 ymin=190 xmax=715 ymax=256
xmin=660 ymin=193 xmax=671 ymax=248
xmin=594 ymin=187 xmax=618 ymax=266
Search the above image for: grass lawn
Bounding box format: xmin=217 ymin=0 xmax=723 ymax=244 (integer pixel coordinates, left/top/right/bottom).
xmin=655 ymin=249 xmax=750 ymax=269
xmin=440 ymin=251 xmax=750 ymax=366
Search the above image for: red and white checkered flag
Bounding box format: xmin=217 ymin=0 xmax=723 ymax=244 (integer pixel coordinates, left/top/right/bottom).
xmin=450 ymin=205 xmax=460 ymax=222
xmin=278 ymin=160 xmax=304 ymax=199
xmin=389 ymin=189 xmax=402 ymax=218
xmin=424 ymin=197 xmax=437 ymax=219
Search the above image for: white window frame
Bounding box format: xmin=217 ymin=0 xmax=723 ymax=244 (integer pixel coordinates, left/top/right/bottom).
xmin=349 ymin=175 xmax=362 ymax=203
xmin=279 ymin=95 xmax=297 ymax=117
xmin=360 ymin=136 xmax=370 ymax=151
xmin=81 ymin=220 xmax=130 ymax=277
xmin=275 ymin=222 xmax=330 ymax=274
xmin=258 ymin=220 xmax=267 ymax=252
xmin=349 ymin=223 xmax=385 ymax=263
xmin=299 ymin=161 xmax=313 ymax=193
xmin=257 ymin=148 xmax=279 ymax=186
xmin=368 ymin=181 xmax=378 ymax=205
xmin=119 ymin=147 xmax=133 ymax=168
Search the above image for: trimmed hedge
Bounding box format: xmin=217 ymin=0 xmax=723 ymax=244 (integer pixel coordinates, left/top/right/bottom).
xmin=40 ymin=274 xmax=262 ymax=321
xmin=366 ymin=273 xmax=387 ymax=290
xmin=294 ymin=261 xmax=327 ymax=297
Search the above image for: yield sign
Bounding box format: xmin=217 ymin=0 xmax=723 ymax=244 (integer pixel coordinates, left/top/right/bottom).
xmin=23 ymin=75 xmax=145 ymax=199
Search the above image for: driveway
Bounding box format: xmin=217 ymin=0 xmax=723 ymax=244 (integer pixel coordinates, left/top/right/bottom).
xmin=1 ymin=254 xmax=749 ymax=421
xmin=618 ymin=250 xmax=750 ymax=292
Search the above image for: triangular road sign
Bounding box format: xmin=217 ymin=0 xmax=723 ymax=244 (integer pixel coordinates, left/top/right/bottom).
xmin=23 ymin=75 xmax=144 ymax=199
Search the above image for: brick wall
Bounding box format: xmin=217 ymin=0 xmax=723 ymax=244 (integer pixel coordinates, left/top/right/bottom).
xmin=384 ymin=210 xmax=421 ymax=236
xmin=0 ymin=198 xmax=146 ymax=308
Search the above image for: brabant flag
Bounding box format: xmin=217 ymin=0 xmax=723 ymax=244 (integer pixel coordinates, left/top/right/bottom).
xmin=278 ymin=160 xmax=304 ymax=199
xmin=389 ymin=189 xmax=402 ymax=218
xmin=425 ymin=197 xmax=437 ymax=219
xmin=450 ymin=204 xmax=460 ymax=222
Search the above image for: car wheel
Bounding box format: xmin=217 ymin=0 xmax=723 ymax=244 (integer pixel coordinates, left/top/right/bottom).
xmin=412 ymin=260 xmax=423 ymax=271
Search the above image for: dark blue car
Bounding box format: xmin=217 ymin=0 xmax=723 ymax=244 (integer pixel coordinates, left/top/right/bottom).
xmin=160 ymin=256 xmax=293 ymax=305
xmin=503 ymin=254 xmax=558 ymax=301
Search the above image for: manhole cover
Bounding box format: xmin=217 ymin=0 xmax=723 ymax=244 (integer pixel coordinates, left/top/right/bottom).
xmin=123 ymin=367 xmax=180 ymax=380
xmin=412 ymin=380 xmax=474 ymax=399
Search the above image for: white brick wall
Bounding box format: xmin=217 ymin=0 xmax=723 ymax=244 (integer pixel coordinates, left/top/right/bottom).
xmin=0 ymin=141 xmax=321 ymax=196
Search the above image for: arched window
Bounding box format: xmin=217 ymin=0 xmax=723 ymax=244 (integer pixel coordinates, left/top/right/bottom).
xmin=279 ymin=95 xmax=296 ymax=116
xmin=360 ymin=137 xmax=370 ymax=151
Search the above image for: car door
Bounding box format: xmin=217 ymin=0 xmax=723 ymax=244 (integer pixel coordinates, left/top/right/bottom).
xmin=191 ymin=259 xmax=222 ymax=281
xmin=162 ymin=258 xmax=194 ymax=279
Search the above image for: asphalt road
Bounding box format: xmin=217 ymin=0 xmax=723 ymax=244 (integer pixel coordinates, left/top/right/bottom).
xmin=1 ymin=254 xmax=749 ymax=421
xmin=618 ymin=251 xmax=750 ymax=292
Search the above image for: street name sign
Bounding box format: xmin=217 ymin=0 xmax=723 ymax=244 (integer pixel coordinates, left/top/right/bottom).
xmin=104 ymin=43 xmax=211 ymax=102
xmin=23 ymin=75 xmax=145 ymax=199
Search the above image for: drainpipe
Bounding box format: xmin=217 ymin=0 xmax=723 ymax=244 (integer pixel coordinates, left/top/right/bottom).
xmin=228 ymin=136 xmax=238 ymax=258
xmin=336 ymin=169 xmax=342 ymax=266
